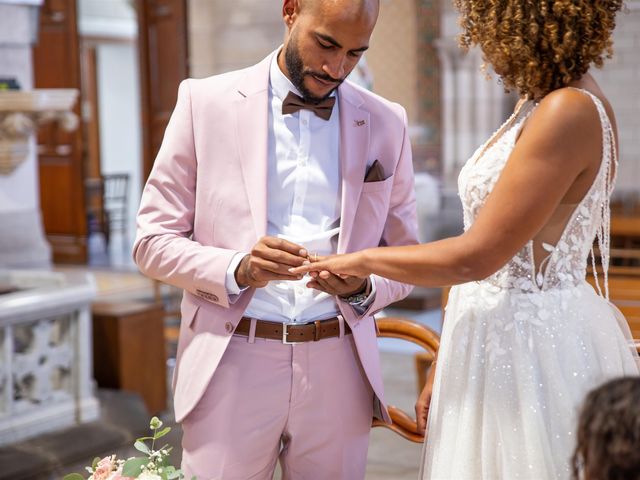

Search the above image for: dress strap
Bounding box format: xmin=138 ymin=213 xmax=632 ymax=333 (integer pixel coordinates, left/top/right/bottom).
xmin=568 ymin=87 xmax=618 ymax=300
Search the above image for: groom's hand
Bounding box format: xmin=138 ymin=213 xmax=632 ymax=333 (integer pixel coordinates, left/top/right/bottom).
xmin=306 ymin=270 xmax=368 ymax=298
xmin=235 ymin=236 xmax=308 ymax=289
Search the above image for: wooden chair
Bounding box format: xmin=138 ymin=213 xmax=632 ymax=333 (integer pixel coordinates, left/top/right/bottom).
xmin=85 ymin=176 xmax=107 ymax=239
xmin=84 ymin=173 xmax=131 ymax=247
xmin=588 ymin=275 xmax=640 ymax=349
xmin=372 ymin=316 xmax=440 ymax=443
xmin=590 ymin=246 xmax=640 ymax=346
xmin=102 ymin=173 xmax=130 ymax=246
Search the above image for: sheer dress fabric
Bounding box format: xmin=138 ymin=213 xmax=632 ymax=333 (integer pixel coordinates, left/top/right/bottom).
xmin=420 ymin=89 xmax=640 ymax=480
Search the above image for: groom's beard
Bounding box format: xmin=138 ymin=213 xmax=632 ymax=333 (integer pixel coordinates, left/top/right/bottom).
xmin=284 ymin=34 xmax=344 ymax=104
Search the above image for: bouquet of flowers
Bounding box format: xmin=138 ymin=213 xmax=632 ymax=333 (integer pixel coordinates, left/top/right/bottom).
xmin=64 ymin=417 xmax=188 ymax=480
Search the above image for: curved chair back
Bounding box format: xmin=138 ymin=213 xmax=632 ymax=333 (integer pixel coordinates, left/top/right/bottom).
xmin=372 ymin=316 xmax=440 ymax=443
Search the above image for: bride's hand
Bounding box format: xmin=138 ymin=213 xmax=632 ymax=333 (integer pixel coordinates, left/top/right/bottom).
xmin=415 ymin=360 xmax=437 ymax=435
xmin=288 ymin=251 xmax=371 ymax=279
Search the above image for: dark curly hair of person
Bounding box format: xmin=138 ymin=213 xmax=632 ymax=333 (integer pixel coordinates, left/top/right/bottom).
xmin=453 ymin=0 xmax=624 ymax=100
xmin=572 ymin=377 xmax=640 ymax=480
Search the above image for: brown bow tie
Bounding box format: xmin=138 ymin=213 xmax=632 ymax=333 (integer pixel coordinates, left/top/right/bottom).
xmin=282 ymin=91 xmax=336 ymax=121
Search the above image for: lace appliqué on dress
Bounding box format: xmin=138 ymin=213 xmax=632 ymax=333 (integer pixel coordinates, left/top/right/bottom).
xmin=457 ymin=89 xmax=617 ymax=298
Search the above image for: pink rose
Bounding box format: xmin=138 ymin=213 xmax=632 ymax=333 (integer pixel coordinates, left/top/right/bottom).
xmin=107 ymin=465 xmax=134 ymax=480
xmin=91 ymin=456 xmax=117 ymax=480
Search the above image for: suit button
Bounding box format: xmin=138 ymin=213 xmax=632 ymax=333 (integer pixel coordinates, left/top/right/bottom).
xmin=225 ymin=322 xmax=234 ymax=334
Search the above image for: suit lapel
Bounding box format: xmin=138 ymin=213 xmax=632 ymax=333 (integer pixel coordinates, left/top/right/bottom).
xmin=337 ymin=84 xmax=370 ymax=253
xmin=233 ymin=53 xmax=274 ymax=239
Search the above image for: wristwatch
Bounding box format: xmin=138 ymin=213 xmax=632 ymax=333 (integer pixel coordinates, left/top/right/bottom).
xmin=343 ymin=277 xmax=372 ymax=305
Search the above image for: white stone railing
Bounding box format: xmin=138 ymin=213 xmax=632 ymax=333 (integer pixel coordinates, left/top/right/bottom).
xmin=0 ymin=269 xmax=99 ymax=446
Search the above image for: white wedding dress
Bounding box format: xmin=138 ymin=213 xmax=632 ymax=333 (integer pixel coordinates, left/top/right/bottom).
xmin=420 ymin=88 xmax=640 ymax=479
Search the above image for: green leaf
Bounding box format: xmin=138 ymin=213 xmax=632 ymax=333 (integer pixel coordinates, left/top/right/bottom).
xmin=122 ymin=457 xmax=148 ymax=477
xmin=136 ymin=435 xmax=155 ymax=442
xmin=165 ymin=466 xmax=181 ymax=479
xmin=150 ymin=416 xmax=163 ymax=430
xmin=160 ymin=466 xmax=174 ymax=480
xmin=63 ymin=474 xmax=85 ymax=480
xmin=134 ymin=440 xmax=151 ymax=454
xmin=153 ymin=426 xmax=171 ymax=439
xmin=92 ymin=457 xmax=102 ymax=469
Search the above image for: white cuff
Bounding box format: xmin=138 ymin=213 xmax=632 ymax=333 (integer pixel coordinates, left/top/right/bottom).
xmin=225 ymin=252 xmax=249 ymax=301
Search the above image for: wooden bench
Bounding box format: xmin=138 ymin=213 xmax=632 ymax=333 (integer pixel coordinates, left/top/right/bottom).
xmin=588 ymin=273 xmax=640 ymax=344
xmin=92 ymin=301 xmax=167 ymax=414
xmin=373 ymin=317 xmax=440 ymax=443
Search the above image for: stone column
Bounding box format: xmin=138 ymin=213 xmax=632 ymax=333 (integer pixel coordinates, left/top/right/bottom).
xmin=436 ymin=38 xmax=459 ymax=185
xmin=455 ymin=49 xmax=477 ymax=174
xmin=436 ymin=1 xmax=513 ymax=188
xmin=0 ymin=0 xmax=51 ymax=268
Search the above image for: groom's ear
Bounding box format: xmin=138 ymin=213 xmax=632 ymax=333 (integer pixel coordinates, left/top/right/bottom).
xmin=282 ymin=0 xmax=300 ymax=26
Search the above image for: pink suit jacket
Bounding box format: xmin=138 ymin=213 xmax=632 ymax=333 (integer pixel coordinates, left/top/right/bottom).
xmin=134 ymin=52 xmax=419 ymax=424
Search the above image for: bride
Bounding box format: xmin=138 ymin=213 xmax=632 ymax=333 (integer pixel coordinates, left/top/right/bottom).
xmin=291 ymin=0 xmax=640 ymax=477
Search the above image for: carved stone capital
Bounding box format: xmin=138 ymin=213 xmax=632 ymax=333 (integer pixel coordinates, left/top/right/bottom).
xmin=0 ymin=89 xmax=79 ymax=175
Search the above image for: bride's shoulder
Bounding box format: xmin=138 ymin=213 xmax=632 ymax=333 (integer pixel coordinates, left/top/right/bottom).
xmin=521 ymin=88 xmax=603 ymax=149
xmin=511 ymin=87 xmax=606 ymax=174
xmin=536 ymin=88 xmax=601 ymax=126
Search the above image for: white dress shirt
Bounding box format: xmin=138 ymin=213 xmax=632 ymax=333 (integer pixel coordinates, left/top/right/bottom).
xmin=225 ymin=51 xmax=374 ymax=322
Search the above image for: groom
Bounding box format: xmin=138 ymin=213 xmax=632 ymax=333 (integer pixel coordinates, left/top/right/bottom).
xmin=134 ymin=0 xmax=418 ymax=478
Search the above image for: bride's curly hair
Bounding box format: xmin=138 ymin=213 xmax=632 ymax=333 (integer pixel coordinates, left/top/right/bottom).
xmin=571 ymin=377 xmax=640 ymax=480
xmin=453 ymin=0 xmax=624 ymax=100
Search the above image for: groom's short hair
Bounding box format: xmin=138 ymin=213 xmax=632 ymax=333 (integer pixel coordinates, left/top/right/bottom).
xmin=298 ymin=0 xmax=379 ymax=17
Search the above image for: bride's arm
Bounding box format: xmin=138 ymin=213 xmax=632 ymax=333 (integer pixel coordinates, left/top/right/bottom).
xmin=294 ymin=89 xmax=605 ymax=287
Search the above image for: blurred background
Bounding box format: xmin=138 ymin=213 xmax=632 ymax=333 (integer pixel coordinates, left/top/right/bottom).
xmin=0 ymin=0 xmax=638 ymax=478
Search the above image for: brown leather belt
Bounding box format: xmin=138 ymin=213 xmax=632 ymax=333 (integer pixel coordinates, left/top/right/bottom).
xmin=235 ymin=316 xmax=351 ymax=344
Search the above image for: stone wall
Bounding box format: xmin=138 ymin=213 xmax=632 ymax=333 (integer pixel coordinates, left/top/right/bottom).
xmin=187 ymin=0 xmax=441 ymax=173
xmin=0 ymin=1 xmax=51 ymax=267
xmin=437 ymin=1 xmax=640 ymax=194
xmin=591 ymin=2 xmax=640 ymax=195
xmin=187 ymin=0 xmax=422 ymax=126
xmin=437 ymin=0 xmax=514 ymax=188
xmin=185 ymin=0 xmax=639 ymax=194
xmin=367 ymin=0 xmax=419 ymax=126
xmin=188 ymin=0 xmax=283 ymax=78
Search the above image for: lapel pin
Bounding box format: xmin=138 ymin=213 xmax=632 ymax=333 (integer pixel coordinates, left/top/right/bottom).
xmin=354 ymin=119 xmax=366 ymax=127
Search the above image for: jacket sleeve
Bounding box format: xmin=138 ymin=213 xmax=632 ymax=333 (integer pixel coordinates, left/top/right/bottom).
xmin=133 ymin=79 xmax=237 ymax=308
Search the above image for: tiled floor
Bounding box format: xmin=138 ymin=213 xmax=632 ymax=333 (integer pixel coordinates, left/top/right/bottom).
xmin=364 ymin=351 xmax=429 ymax=478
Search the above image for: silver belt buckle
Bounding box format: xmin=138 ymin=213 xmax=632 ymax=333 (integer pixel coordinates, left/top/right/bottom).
xmin=282 ymin=322 xmax=303 ymax=345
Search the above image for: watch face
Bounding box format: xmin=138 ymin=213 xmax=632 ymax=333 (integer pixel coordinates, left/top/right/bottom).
xmin=350 ymin=293 xmax=368 ymax=304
